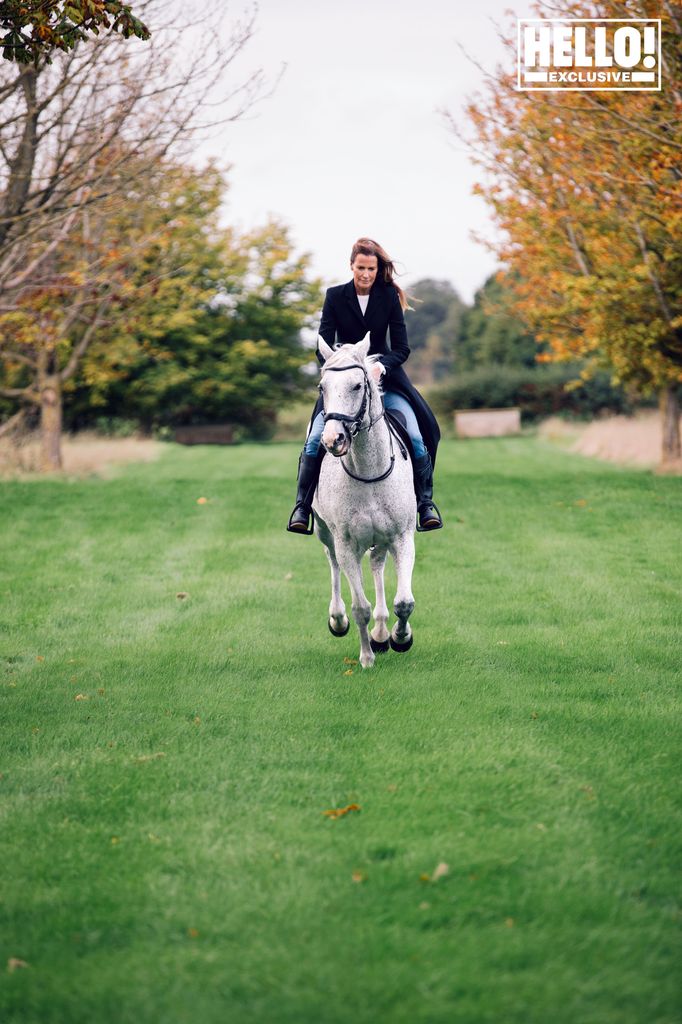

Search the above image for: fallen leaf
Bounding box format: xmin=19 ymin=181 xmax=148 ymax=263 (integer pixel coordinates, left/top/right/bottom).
xmin=187 ymin=928 xmax=199 ymax=938
xmin=110 ymin=836 xmax=120 ymax=845
xmin=343 ymin=669 xmax=353 ymax=676
xmin=419 ymin=872 xmax=431 ymax=882
xmin=419 ymin=901 xmax=431 ymax=910
xmin=284 ymin=572 xmax=293 ymax=580
xmin=351 ymin=870 xmax=367 ymax=883
xmin=36 ymin=656 xmax=45 ymax=662
xmin=97 ymin=688 xmax=105 ymax=696
xmin=535 ymin=822 xmax=547 ymax=831
xmin=530 ymin=711 xmax=539 ymax=719
xmin=343 ymin=657 xmax=358 ymax=665
xmin=574 ymin=498 xmax=588 ymax=507
xmin=193 ymin=715 xmax=201 ymax=725
xmin=7 ymin=958 xmax=29 ymax=972
xmin=134 ymin=752 xmax=166 ymax=763
xmin=74 ymin=693 xmax=88 ymax=701
xmin=505 ymin=917 xmax=515 ymax=928
xmin=196 ymin=497 xmax=208 ymax=505
xmin=387 ymin=784 xmax=398 ymax=793
xmin=431 ymin=861 xmax=449 ymax=882
xmin=323 ymin=803 xmax=360 ymax=820
xmin=176 ymin=592 xmax=189 ymax=600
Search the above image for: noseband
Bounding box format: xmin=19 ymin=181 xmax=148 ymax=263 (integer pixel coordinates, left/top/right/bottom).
xmin=321 ymin=363 xmax=376 ymax=438
xmin=319 ymin=362 xmax=407 ymax=483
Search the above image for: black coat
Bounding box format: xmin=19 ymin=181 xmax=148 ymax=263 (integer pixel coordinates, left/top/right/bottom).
xmin=310 ymin=278 xmax=441 ymax=465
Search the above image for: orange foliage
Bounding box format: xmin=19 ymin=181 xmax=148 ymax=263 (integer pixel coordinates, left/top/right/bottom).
xmin=462 ymin=0 xmax=682 ymax=394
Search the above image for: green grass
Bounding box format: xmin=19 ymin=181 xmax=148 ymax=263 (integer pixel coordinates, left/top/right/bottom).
xmin=1 ymin=438 xmax=681 ymax=1024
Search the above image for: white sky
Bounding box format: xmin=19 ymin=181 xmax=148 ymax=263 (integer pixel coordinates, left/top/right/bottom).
xmin=202 ymin=0 xmax=517 ymax=303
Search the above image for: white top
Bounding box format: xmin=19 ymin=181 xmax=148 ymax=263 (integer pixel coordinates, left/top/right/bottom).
xmin=356 ymin=292 xmax=369 ymax=315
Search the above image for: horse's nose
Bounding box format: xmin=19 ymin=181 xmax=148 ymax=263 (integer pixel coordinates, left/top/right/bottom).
xmin=330 ymin=432 xmax=346 ymax=453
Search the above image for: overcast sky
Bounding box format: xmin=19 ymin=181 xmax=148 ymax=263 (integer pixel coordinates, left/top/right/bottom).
xmin=203 ymin=1 xmax=516 ymax=304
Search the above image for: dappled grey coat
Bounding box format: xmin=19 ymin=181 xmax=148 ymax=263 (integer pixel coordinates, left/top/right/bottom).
xmin=308 ymin=278 xmax=441 ymax=466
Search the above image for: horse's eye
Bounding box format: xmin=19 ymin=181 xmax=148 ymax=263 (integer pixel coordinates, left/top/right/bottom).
xmin=352 ymin=383 xmax=362 ymax=391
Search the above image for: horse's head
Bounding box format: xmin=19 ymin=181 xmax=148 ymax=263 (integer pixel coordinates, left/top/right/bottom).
xmin=317 ymin=335 xmax=382 ymax=457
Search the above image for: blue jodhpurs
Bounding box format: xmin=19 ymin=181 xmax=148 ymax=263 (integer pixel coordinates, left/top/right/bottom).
xmin=304 ymin=390 xmax=427 ymax=459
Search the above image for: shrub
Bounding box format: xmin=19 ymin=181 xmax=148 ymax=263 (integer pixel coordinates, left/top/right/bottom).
xmin=427 ymin=365 xmax=636 ymax=422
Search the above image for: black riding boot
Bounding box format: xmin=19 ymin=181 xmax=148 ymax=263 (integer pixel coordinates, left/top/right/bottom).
xmin=286 ymin=450 xmax=324 ymax=534
xmin=413 ymin=453 xmax=443 ymax=531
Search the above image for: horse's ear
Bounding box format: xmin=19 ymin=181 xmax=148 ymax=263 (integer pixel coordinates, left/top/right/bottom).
xmin=355 ymin=333 xmax=371 ymax=360
xmin=318 ymin=336 xmax=334 ymax=363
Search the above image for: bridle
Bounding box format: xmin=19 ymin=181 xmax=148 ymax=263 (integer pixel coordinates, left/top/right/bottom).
xmin=319 ymin=362 xmax=407 ymax=483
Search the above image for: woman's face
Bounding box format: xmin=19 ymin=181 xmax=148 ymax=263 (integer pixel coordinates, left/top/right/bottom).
xmin=351 ymin=254 xmax=378 ymax=295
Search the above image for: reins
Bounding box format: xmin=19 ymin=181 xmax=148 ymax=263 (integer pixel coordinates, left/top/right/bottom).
xmin=320 ymin=362 xmax=408 ymax=484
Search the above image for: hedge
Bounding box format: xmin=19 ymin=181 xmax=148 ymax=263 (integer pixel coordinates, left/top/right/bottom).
xmin=427 ymin=364 xmax=638 ymax=422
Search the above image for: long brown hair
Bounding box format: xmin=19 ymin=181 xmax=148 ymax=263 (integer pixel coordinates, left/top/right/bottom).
xmin=350 ymin=237 xmax=409 ymax=311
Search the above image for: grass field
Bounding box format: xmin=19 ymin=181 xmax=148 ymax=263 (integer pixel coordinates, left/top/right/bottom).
xmin=1 ymin=438 xmax=681 ymax=1024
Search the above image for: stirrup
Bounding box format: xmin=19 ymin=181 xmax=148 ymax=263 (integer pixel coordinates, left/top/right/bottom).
xmin=416 ymin=502 xmax=443 ymax=532
xmin=287 ymin=504 xmax=314 ymax=535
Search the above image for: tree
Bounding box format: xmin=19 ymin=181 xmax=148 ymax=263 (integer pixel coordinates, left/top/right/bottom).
xmin=1 ymin=1 xmax=149 ymax=64
xmin=448 ymin=0 xmax=682 ymax=463
xmin=457 ymin=273 xmax=540 ymax=372
xmin=68 ymin=195 xmax=323 ymax=438
xmin=0 ymin=2 xmax=267 ymax=467
xmin=404 ymin=279 xmax=466 ymax=385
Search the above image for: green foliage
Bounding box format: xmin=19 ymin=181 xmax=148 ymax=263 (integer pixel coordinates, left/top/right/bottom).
xmin=405 ymin=279 xmax=466 ymax=386
xmin=92 ymin=416 xmax=139 ymax=437
xmin=1 ymin=0 xmax=150 ymax=64
xmin=0 ymin=441 xmax=680 ymax=1022
xmin=65 ymin=165 xmax=322 ymax=439
xmin=428 ymin=364 xmax=635 ymax=422
xmin=403 ymin=274 xmax=540 ymax=387
xmin=457 ymin=273 xmax=540 ymax=371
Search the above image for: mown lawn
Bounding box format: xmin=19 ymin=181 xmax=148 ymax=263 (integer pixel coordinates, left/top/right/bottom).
xmin=1 ymin=438 xmax=680 ymax=1024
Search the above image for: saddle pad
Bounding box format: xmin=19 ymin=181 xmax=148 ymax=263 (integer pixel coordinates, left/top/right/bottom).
xmin=384 ymin=409 xmax=414 ymax=464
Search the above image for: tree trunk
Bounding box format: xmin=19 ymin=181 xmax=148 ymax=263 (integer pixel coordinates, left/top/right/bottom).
xmin=40 ymin=375 xmax=63 ymax=471
xmin=660 ymin=385 xmax=681 ymax=465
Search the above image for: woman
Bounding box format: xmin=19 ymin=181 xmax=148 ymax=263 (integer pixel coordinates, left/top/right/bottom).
xmin=287 ymin=237 xmax=443 ymax=534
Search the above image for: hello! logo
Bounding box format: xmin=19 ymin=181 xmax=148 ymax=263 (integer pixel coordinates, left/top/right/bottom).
xmin=517 ymin=19 xmax=661 ymax=91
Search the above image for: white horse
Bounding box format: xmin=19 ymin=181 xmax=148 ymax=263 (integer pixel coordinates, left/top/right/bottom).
xmin=312 ymin=335 xmax=417 ymax=669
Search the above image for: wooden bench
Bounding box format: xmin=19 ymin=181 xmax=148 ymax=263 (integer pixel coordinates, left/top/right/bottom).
xmin=174 ymin=425 xmax=235 ymax=445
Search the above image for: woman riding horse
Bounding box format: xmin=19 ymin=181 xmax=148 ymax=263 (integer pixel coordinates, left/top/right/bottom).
xmin=287 ymin=237 xmax=443 ymax=534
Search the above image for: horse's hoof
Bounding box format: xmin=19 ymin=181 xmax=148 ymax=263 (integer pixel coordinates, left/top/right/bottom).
xmin=389 ymin=633 xmax=413 ymax=653
xmin=370 ymin=637 xmax=390 ymax=654
xmin=328 ymin=616 xmax=350 ymax=637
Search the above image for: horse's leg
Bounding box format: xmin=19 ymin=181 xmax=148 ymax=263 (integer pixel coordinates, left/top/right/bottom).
xmin=369 ymin=546 xmax=390 ymax=652
xmin=337 ymin=547 xmax=374 ymax=669
xmin=390 ymin=532 xmax=416 ymax=652
xmin=324 ymin=544 xmax=349 ymax=637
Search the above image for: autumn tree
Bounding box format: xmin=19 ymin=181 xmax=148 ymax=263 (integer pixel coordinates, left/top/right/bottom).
xmin=65 ymin=172 xmax=323 ymax=438
xmin=0 ymin=1 xmax=267 ymax=468
xmin=1 ymin=0 xmax=149 ymax=64
xmin=449 ymin=0 xmax=682 ymax=463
